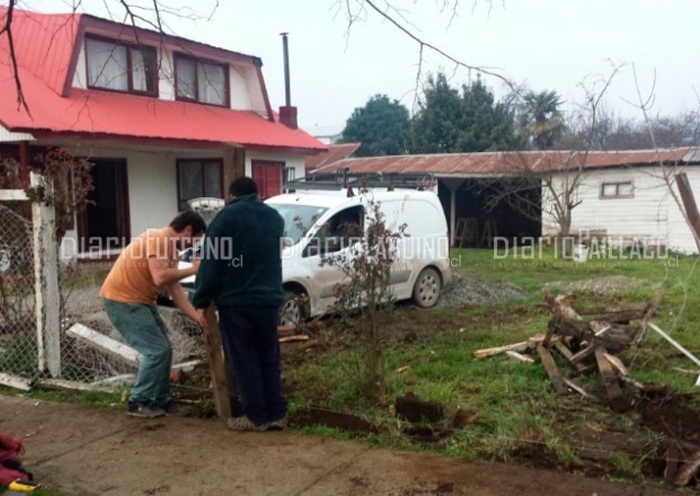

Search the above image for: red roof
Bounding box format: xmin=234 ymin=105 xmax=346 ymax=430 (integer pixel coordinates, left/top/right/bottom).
xmin=311 ymin=149 xmax=699 ymax=176
xmin=305 ymin=142 xmax=360 ymax=171
xmin=0 ymin=7 xmax=327 ymax=153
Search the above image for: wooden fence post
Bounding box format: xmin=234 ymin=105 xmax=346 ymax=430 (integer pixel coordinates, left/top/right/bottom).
xmin=203 ymin=305 xmax=232 ymax=418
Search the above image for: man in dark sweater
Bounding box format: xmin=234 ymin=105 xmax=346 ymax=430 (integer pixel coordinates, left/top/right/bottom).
xmin=192 ymin=177 xmax=287 ymax=431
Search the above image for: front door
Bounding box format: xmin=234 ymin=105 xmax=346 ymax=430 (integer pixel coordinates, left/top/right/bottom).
xmin=251 ymin=160 xmax=284 ymax=200
xmin=78 ymin=159 xmax=130 ymax=254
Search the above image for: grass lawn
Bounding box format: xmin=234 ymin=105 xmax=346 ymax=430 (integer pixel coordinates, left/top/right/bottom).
xmin=283 ymin=247 xmax=700 ymax=483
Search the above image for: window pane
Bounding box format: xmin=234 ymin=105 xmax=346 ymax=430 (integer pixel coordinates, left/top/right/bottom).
xmin=131 ymin=48 xmax=156 ymax=93
xmin=176 ymin=58 xmax=196 ymax=99
xmin=179 ymin=161 xmax=203 ymax=203
xmin=618 ymin=182 xmax=633 ymax=196
xmin=87 ymin=39 xmax=128 ymax=90
xmin=601 ymin=184 xmax=617 ymax=197
xmin=198 ymin=62 xmax=227 ymax=105
xmin=204 ymin=162 xmax=221 ymax=197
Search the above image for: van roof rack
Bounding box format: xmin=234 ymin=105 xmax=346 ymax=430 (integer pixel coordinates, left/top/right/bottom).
xmin=285 ymin=169 xmax=437 ymax=193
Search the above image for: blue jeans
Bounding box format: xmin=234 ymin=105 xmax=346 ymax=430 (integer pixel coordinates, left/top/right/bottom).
xmin=103 ymin=299 xmax=172 ymax=406
xmin=218 ymin=305 xmax=287 ymax=425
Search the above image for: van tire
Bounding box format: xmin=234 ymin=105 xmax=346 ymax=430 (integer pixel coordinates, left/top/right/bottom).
xmin=280 ymin=290 xmax=306 ymax=326
xmin=412 ymin=268 xmax=441 ymax=308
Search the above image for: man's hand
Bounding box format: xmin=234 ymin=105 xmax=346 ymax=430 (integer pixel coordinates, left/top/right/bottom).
xmin=195 ymin=308 xmax=207 ymax=329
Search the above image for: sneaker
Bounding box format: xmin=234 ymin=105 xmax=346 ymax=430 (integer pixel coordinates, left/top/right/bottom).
xmin=161 ymin=401 xmax=190 ymax=417
xmin=226 ymin=416 xmax=268 ymax=432
xmin=268 ymin=415 xmax=287 ymax=431
xmin=127 ymin=402 xmax=165 ymax=418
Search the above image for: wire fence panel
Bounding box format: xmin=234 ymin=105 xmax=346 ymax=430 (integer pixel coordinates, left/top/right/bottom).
xmin=0 ymin=202 xmax=206 ymax=388
xmin=0 ymin=204 xmax=37 ymax=381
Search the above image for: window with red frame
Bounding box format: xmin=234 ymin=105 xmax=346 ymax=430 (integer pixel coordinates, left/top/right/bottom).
xmin=252 ymin=161 xmax=284 ymax=200
xmin=85 ymin=37 xmax=157 ymax=95
xmin=174 ymin=55 xmax=229 ymax=107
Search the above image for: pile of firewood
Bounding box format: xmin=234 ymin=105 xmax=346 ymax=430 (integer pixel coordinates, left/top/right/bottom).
xmin=475 ymin=293 xmax=664 ymax=410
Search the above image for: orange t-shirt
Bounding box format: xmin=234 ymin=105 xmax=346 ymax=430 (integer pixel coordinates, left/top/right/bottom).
xmin=100 ymin=228 xmax=179 ymax=305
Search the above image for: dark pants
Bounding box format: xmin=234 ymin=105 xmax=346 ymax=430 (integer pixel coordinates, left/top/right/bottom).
xmin=103 ymin=299 xmax=172 ymax=406
xmin=218 ymin=305 xmax=287 ymax=425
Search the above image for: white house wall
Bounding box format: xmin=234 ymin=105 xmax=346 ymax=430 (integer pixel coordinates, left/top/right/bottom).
xmin=0 ymin=123 xmax=34 ymax=142
xmin=542 ymin=166 xmax=700 ymax=253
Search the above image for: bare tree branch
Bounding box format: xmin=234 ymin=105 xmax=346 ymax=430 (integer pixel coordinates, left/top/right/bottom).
xmin=1 ymin=0 xmax=31 ymax=115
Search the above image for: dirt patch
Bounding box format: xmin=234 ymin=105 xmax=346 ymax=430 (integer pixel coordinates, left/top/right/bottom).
xmin=291 ymin=407 xmax=378 ymax=433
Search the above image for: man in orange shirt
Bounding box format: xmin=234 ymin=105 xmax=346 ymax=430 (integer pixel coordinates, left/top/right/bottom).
xmin=100 ymin=211 xmax=207 ymax=418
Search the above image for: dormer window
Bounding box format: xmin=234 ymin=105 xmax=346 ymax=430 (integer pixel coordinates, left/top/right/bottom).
xmin=174 ymin=55 xmax=228 ymax=107
xmin=85 ymin=37 xmax=157 ymax=95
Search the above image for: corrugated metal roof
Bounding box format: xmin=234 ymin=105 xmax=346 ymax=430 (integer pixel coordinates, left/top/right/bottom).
xmin=305 ymin=142 xmax=360 ymax=171
xmin=311 ymin=149 xmax=698 ymax=176
xmin=2 ymin=7 xmax=80 ymax=95
xmin=0 ymin=7 xmax=326 ymax=152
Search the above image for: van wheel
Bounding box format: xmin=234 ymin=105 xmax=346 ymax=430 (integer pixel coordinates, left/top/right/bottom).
xmin=280 ymin=290 xmax=306 ymax=326
xmin=412 ymin=268 xmax=441 ymax=308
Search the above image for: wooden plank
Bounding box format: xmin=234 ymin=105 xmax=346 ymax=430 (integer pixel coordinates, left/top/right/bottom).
xmin=676 ymin=172 xmax=700 ymax=253
xmin=648 ymin=322 xmax=700 ymax=369
xmin=67 ymin=323 xmax=141 ymax=366
xmin=277 ymin=324 xmax=297 ymax=337
xmin=562 ymin=378 xmax=598 ymax=401
xmin=0 ymin=372 xmax=31 ymax=391
xmin=594 ymin=346 xmax=626 ymax=412
xmin=553 ymin=340 xmax=588 ymax=372
xmin=536 ymin=345 xmax=568 ymax=395
xmin=203 ymin=305 xmax=231 ymax=419
xmin=570 ymin=345 xmax=597 ymax=364
xmin=603 ymin=352 xmax=628 ymax=377
xmin=474 ymin=341 xmax=530 ymax=359
xmin=505 ymin=351 xmax=534 ymax=363
xmin=171 ymin=360 xmax=204 ymax=372
xmin=0 ymin=189 xmax=29 ymax=201
xmin=632 ymin=291 xmax=663 ymax=346
xmin=279 ymin=334 xmax=310 ymax=344
xmin=39 ymin=378 xmax=113 ymax=393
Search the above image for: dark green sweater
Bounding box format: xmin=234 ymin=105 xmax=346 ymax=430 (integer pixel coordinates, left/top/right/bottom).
xmin=191 ymin=194 xmax=284 ymax=309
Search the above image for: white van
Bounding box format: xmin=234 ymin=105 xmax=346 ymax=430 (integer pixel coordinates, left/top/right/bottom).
xmin=168 ymin=189 xmax=451 ymax=323
xmin=267 ymin=189 xmax=451 ymax=324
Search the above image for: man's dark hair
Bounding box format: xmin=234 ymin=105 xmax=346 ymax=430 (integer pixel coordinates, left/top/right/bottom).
xmin=229 ymin=176 xmax=258 ymax=198
xmin=170 ymin=211 xmax=207 ymax=236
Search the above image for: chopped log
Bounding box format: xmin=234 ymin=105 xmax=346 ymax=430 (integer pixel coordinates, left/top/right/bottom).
xmin=0 ymin=372 xmax=31 ymax=391
xmin=536 ymin=345 xmax=568 ymax=395
xmin=664 ymin=445 xmax=681 ymax=483
xmin=577 ymin=303 xmax=649 ymax=323
xmin=505 ymin=351 xmax=534 ymax=363
xmin=279 ymin=334 xmax=310 ymax=344
xmin=594 ymin=346 xmax=627 ymax=412
xmin=603 ymin=353 xmax=628 ymax=377
xmin=549 ymin=316 xmax=591 ymax=340
xmin=67 ymin=323 xmax=141 ymax=366
xmin=474 ymin=341 xmax=530 ymax=359
xmin=674 ymin=450 xmax=700 ymax=486
xmin=545 ymin=293 xmax=582 ymax=320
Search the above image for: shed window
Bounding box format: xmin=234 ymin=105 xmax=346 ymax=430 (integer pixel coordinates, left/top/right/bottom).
xmin=601 ymin=181 xmax=634 ymax=199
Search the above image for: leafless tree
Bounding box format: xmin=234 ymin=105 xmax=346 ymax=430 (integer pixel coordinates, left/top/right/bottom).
xmin=478 ymin=66 xmax=622 ymax=237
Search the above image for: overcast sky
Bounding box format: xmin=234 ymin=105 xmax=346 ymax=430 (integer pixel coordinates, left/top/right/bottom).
xmin=33 ymin=0 xmax=700 ymax=135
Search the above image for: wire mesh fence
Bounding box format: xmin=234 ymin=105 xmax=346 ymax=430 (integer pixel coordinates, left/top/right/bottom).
xmin=0 ymin=202 xmax=207 ymax=389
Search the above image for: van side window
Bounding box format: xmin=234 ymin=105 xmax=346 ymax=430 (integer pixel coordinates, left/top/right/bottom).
xmin=304 ymin=206 xmax=364 ymax=257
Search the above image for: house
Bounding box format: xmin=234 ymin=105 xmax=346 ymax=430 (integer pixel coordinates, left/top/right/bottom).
xmin=310 ymin=148 xmax=700 ymax=253
xmin=304 ymin=142 xmax=360 ymax=174
xmin=0 ymin=6 xmax=327 ymax=259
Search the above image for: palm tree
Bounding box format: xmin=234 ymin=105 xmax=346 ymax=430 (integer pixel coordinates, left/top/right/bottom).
xmin=520 ymin=90 xmax=565 ymax=150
